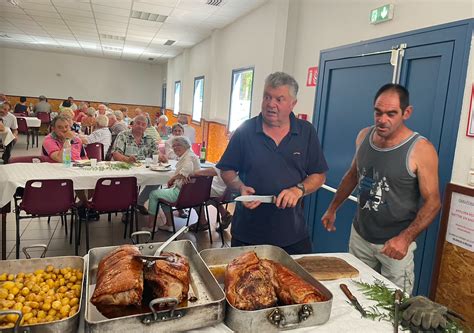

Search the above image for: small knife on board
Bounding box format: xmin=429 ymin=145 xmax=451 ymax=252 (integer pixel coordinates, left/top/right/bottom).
xmin=340 ymin=283 xmax=367 ymax=317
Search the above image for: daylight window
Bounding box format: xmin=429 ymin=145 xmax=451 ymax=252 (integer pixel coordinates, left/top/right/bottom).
xmin=174 ymin=81 xmax=181 ymax=115
xmin=228 ymin=68 xmax=254 ymax=132
xmin=192 ymin=76 xmax=204 ymax=122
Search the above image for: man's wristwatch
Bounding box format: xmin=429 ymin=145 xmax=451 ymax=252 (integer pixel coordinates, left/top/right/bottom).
xmin=296 ymin=182 xmax=305 ymax=196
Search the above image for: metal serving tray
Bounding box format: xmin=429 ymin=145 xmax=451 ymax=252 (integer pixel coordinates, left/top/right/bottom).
xmin=200 ymin=245 xmax=333 ymax=333
xmin=0 ymin=255 xmax=85 ymax=333
xmin=85 ymin=240 xmax=225 ymax=333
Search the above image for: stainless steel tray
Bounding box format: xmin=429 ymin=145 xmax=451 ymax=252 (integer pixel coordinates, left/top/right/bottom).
xmin=85 ymin=240 xmax=225 ymax=333
xmin=0 ymin=255 xmax=85 ymax=333
xmin=200 ymin=245 xmax=333 ymax=333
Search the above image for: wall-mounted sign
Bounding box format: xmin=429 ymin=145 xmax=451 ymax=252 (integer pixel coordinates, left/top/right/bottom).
xmin=466 ymin=84 xmax=474 ymax=137
xmin=306 ymin=66 xmax=318 ymax=87
xmin=370 ymin=4 xmax=394 ymax=25
xmin=446 ymin=192 xmax=474 ymax=252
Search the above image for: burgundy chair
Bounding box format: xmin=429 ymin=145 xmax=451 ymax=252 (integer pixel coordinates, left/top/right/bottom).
xmin=154 ymin=175 xmax=213 ymax=241
xmin=191 ymin=143 xmax=202 ymax=156
xmin=85 ymin=142 xmax=104 ymax=161
xmin=14 ymin=179 xmax=76 ymax=258
xmin=36 ymin=112 xmax=51 ymax=133
xmin=78 ymin=177 xmax=138 ymax=254
xmin=16 ymin=117 xmax=31 ymax=150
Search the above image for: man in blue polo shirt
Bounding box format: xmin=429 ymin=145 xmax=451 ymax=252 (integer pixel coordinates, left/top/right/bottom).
xmin=217 ymin=72 xmax=328 ymax=254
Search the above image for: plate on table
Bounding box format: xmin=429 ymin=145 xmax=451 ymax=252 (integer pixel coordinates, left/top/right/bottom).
xmin=200 ymin=161 xmax=214 ymax=168
xmin=150 ymin=165 xmax=172 ymax=172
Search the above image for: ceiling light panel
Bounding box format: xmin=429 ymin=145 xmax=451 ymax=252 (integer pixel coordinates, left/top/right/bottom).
xmin=131 ymin=10 xmax=167 ymax=23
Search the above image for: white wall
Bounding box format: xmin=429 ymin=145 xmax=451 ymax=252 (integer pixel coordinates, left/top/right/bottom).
xmin=166 ymin=0 xmax=473 ymax=187
xmin=0 ymin=48 xmax=165 ymax=106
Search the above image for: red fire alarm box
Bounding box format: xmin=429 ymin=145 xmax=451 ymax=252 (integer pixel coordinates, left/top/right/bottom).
xmin=306 ymin=67 xmax=318 ymax=87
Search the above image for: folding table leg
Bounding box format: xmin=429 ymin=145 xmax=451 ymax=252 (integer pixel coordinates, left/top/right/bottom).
xmin=204 ymin=205 xmax=212 ymax=244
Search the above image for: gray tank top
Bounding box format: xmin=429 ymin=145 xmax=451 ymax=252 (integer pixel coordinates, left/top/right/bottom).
xmin=353 ymin=127 xmax=423 ymax=244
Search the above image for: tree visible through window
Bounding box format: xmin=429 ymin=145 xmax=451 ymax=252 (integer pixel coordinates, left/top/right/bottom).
xmin=192 ymin=76 xmax=204 ymax=122
xmin=229 ymin=68 xmax=254 ymax=132
xmin=174 ymin=81 xmax=181 ymax=115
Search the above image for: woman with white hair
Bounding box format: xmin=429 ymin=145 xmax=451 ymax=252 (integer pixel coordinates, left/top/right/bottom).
xmin=80 ymin=114 xmax=112 ymax=154
xmin=145 ymin=135 xmax=200 ymax=232
xmin=155 ymin=114 xmax=171 ymax=139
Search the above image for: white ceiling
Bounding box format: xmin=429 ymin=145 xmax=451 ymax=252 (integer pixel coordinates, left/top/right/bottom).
xmin=0 ymin=0 xmax=267 ymax=64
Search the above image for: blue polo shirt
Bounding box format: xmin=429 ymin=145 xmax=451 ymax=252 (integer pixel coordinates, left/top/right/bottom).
xmin=217 ymin=113 xmax=328 ymax=247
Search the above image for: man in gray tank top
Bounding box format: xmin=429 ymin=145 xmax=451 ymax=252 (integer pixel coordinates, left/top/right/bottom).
xmin=321 ymin=84 xmax=441 ymax=294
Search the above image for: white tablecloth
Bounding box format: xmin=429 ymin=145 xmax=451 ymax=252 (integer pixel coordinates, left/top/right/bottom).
xmin=190 ymin=253 xmax=397 ymax=333
xmin=18 ymin=116 xmax=41 ymax=128
xmin=0 ymin=127 xmax=15 ymax=146
xmin=0 ymin=162 xmax=176 ymax=207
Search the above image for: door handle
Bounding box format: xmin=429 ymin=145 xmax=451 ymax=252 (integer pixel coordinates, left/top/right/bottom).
xmin=321 ymin=184 xmax=358 ymax=203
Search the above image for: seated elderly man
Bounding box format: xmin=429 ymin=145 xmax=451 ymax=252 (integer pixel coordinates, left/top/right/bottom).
xmin=111 ymin=114 xmax=157 ymax=162
xmin=42 ymin=114 xmax=85 ymax=162
xmin=107 ymin=112 xmax=127 ymax=136
xmin=112 ymin=114 xmax=160 ymax=215
xmin=144 ymin=136 xmax=200 ymax=232
xmin=0 ymin=102 xmax=18 ymax=164
xmin=80 ymin=114 xmax=112 ymax=156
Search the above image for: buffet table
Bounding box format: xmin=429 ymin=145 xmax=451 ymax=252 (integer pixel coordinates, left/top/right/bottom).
xmin=188 ymin=252 xmax=397 ymax=332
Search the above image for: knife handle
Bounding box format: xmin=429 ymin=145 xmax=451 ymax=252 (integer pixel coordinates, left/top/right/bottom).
xmin=340 ymin=283 xmax=356 ymax=301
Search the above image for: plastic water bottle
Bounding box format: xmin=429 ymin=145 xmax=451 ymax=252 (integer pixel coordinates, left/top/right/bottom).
xmin=63 ymin=140 xmax=72 ymax=167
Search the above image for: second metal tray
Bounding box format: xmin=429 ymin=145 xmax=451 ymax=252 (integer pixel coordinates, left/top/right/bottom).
xmin=200 ymin=245 xmax=333 ymax=333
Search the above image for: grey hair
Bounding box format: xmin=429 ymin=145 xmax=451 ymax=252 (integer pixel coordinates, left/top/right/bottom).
xmin=264 ymin=72 xmax=299 ymax=99
xmin=171 ymin=135 xmax=191 ymax=150
xmin=159 ymin=114 xmax=168 ymax=122
xmin=134 ymin=115 xmax=147 ymax=123
xmin=96 ymin=114 xmax=109 ymax=127
xmin=113 ymin=110 xmax=123 ymax=120
xmin=171 ymin=123 xmax=184 ymax=132
xmin=87 ymin=107 xmax=96 ymax=116
xmin=51 ymin=114 xmax=70 ymax=127
xmin=178 ymin=114 xmax=188 ymax=124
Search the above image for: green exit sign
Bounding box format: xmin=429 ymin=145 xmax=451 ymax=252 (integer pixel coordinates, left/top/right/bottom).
xmin=370 ymin=4 xmax=394 ymax=24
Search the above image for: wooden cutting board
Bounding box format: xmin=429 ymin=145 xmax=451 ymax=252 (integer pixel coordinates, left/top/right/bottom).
xmin=296 ymin=256 xmax=359 ymax=280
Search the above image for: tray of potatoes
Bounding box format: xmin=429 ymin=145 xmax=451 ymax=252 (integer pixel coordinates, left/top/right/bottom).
xmin=0 ymin=250 xmax=84 ymax=333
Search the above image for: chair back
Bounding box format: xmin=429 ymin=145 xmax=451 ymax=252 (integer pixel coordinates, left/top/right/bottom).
xmin=191 ymin=143 xmax=201 ymax=156
xmin=85 ymin=143 xmax=104 ymax=161
xmin=36 ymin=112 xmax=50 ymax=124
xmin=17 ymin=117 xmax=29 ymax=134
xmin=91 ymin=177 xmax=137 ymax=212
xmin=175 ymin=175 xmax=213 ymax=209
xmin=21 ymin=179 xmax=75 ymax=215
xmin=9 ymin=155 xmax=48 ymax=163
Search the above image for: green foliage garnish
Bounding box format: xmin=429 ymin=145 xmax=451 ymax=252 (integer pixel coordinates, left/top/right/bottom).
xmin=351 ymin=279 xmax=465 ymax=332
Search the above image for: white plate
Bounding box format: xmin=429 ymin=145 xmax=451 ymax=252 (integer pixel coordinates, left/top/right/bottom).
xmin=150 ymin=165 xmax=172 ymax=172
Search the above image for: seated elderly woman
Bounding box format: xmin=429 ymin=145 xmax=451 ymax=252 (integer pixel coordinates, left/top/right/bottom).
xmin=80 ymin=114 xmax=112 ymax=156
xmin=145 ymin=136 xmax=200 ymax=232
xmin=164 ymin=123 xmax=185 ymax=160
xmin=81 ymin=107 xmax=97 ymax=130
xmin=155 ymin=115 xmax=171 ymax=140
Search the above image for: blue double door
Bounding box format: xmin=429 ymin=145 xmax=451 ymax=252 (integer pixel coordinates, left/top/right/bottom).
xmin=306 ymin=20 xmax=473 ymax=295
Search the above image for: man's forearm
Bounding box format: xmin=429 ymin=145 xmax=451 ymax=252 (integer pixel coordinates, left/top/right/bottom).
xmin=327 ymin=168 xmax=358 ymax=213
xmin=302 ymin=173 xmax=326 ymax=195
xmin=221 ymin=170 xmax=243 ymax=192
xmin=399 ymin=197 xmax=441 ymax=243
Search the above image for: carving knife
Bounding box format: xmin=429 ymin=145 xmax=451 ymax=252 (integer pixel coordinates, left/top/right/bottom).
xmin=234 ymin=195 xmax=276 ymax=204
xmin=340 ymin=284 xmax=367 ymax=317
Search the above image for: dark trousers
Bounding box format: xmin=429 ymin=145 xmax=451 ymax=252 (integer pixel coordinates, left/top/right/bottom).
xmin=231 ymin=237 xmax=313 ymax=255
xmin=1 ymin=141 xmax=14 ymax=164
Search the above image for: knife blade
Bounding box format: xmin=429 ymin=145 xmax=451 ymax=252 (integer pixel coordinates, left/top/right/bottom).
xmin=340 ymin=283 xmax=367 ymax=317
xmin=234 ymin=195 xmax=276 ymax=204
xmin=393 ymin=289 xmax=403 ymax=333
